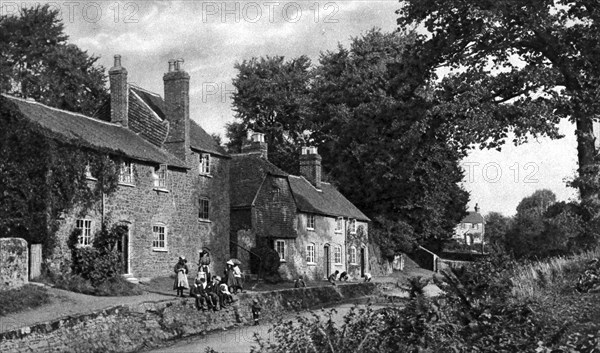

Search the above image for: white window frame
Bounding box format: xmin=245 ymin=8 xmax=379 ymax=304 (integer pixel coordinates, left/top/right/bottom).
xmin=349 ymin=246 xmax=357 ymax=265
xmin=199 ymin=153 xmax=211 ymax=175
xmin=76 ymin=219 xmax=92 ymax=246
xmin=275 ymin=240 xmax=286 ymax=262
xmin=349 ymin=219 xmax=357 ymax=234
xmin=335 ymin=217 xmax=343 ymax=233
xmin=152 ymin=224 xmax=167 ymax=251
xmin=307 ymin=214 xmax=316 ymax=231
xmin=306 ymin=243 xmax=316 ymax=264
xmin=84 ymin=162 xmax=96 ymax=180
xmin=198 ymin=198 xmax=210 ymax=221
xmin=154 ymin=164 xmax=168 ymax=189
xmin=334 ymin=245 xmax=342 ymax=264
xmin=119 ymin=161 xmax=134 ymax=185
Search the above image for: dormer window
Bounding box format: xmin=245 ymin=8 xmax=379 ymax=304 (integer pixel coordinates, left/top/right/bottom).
xmin=306 ymin=214 xmax=316 ymax=231
xmin=199 ymin=153 xmax=211 ymax=175
xmin=349 ymin=219 xmax=357 ymax=234
xmin=119 ymin=161 xmax=134 ymax=185
xmin=153 ymin=164 xmax=168 ymax=189
xmin=335 ymin=217 xmax=343 ymax=233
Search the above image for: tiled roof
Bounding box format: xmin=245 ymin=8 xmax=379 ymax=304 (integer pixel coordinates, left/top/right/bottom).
xmin=94 ymin=86 xmax=228 ymax=157
xmin=461 ymin=211 xmax=484 ymax=224
xmin=230 ymin=153 xmax=370 ymax=221
xmin=230 ymin=154 xmax=288 ymax=208
xmin=287 ymin=176 xmax=370 ymax=221
xmin=190 ymin=120 xmax=228 ymax=157
xmin=3 ymin=95 xmax=187 ymax=168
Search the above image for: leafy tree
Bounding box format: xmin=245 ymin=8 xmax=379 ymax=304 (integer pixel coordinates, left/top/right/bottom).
xmin=231 ymin=55 xmax=314 ymax=173
xmin=312 ymin=29 xmax=469 ymax=249
xmin=0 ymin=4 xmax=107 ymax=115
xmin=484 ymin=212 xmax=512 ymax=250
xmin=397 ymin=0 xmax=600 ymax=208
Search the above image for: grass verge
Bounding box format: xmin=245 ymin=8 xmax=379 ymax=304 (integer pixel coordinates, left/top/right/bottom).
xmin=0 ymin=284 xmax=51 ymax=316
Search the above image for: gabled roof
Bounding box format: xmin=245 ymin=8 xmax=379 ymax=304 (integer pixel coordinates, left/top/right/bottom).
xmin=461 ymin=211 xmax=485 ymax=224
xmin=3 ymin=95 xmax=187 ymax=168
xmin=230 ymin=153 xmax=370 ymax=222
xmin=287 ymin=176 xmax=370 ymax=222
xmin=94 ymin=86 xmax=228 ymax=157
xmin=230 ymin=154 xmax=288 ymax=208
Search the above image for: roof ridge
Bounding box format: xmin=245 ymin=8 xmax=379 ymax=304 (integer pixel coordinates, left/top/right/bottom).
xmin=129 ymin=84 xmax=162 ymax=98
xmin=3 ymin=94 xmax=121 ymax=127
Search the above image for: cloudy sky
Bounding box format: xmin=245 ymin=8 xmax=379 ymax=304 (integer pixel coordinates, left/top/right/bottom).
xmin=6 ymin=0 xmax=579 ymax=216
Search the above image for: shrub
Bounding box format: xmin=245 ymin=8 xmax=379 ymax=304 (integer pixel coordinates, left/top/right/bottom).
xmin=253 ymin=246 xmax=282 ymax=283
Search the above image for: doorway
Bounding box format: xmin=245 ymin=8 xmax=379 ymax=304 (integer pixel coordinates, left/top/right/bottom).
xmin=360 ymin=247 xmax=365 ymax=277
xmin=323 ymin=244 xmax=330 ymax=278
xmin=117 ymin=225 xmax=130 ymax=274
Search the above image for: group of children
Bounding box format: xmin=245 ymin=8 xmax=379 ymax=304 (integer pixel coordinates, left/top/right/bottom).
xmin=172 ymin=254 xmax=262 ymax=324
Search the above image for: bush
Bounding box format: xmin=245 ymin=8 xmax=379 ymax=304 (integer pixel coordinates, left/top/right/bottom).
xmin=253 ymin=246 xmax=282 ymax=283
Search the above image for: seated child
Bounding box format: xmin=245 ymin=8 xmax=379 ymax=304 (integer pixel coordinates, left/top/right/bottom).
xmin=339 ymin=271 xmax=349 ymax=281
xmin=294 ymin=275 xmax=307 ymax=288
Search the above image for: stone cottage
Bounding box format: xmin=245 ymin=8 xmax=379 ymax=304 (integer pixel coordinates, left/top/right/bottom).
xmin=230 ymin=133 xmax=370 ymax=281
xmin=2 ymin=55 xmax=230 ymax=281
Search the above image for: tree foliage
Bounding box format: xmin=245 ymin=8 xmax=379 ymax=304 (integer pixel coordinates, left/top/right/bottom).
xmin=0 ymin=4 xmax=107 ymax=115
xmin=398 ymin=0 xmax=600 ymax=207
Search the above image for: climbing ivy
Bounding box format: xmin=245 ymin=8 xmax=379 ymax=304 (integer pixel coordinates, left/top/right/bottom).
xmin=0 ymin=96 xmax=120 ymax=258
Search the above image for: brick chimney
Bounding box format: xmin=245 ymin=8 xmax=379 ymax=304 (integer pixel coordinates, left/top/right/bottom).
xmin=300 ymin=146 xmax=321 ymax=190
xmin=241 ymin=132 xmax=268 ymax=159
xmin=474 ymin=203 xmax=480 ymax=213
xmin=163 ymin=58 xmax=190 ymax=163
xmin=109 ymin=55 xmax=128 ymax=127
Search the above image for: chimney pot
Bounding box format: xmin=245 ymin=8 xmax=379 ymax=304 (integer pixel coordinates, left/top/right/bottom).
xmin=175 ymin=58 xmax=184 ymax=71
xmin=168 ymin=59 xmax=175 ymax=72
xmin=113 ymin=55 xmax=122 ymax=68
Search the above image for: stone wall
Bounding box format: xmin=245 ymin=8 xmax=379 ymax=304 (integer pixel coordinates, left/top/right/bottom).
xmin=0 ymin=282 xmax=378 ymax=353
xmin=48 ymin=151 xmax=230 ymax=280
xmin=0 ymin=238 xmax=28 ymax=290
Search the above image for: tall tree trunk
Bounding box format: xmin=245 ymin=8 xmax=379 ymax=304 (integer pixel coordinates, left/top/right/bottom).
xmin=575 ymin=111 xmax=598 ymax=204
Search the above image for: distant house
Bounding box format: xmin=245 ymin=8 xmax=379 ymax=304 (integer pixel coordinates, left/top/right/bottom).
xmin=230 ymin=133 xmax=370 ymax=281
xmin=453 ymin=204 xmax=485 ymax=245
xmin=1 ymin=55 xmax=230 ymax=281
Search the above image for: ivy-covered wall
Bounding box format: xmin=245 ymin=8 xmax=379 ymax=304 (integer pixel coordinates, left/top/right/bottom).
xmin=0 ymin=238 xmax=28 ymax=290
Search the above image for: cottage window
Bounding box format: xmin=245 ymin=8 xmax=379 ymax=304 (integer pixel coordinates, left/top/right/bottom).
xmin=199 ymin=198 xmax=210 ymax=221
xmin=275 ymin=240 xmax=286 ymax=261
xmin=334 ymin=246 xmax=342 ymax=264
xmin=307 ymin=214 xmax=316 ymax=230
xmin=152 ymin=224 xmax=167 ymax=250
xmin=84 ymin=162 xmax=96 ymax=180
xmin=461 ymin=223 xmax=466 ymax=229
xmin=472 ymin=223 xmax=477 ymax=229
xmin=119 ymin=161 xmax=134 ymax=185
xmin=154 ymin=164 xmax=168 ymax=189
xmin=75 ymin=219 xmax=92 ymax=246
xmin=306 ymin=243 xmax=315 ymax=263
xmin=349 ymin=246 xmax=357 ymax=264
xmin=349 ymin=219 xmax=357 ymax=234
xmin=335 ymin=217 xmax=343 ymax=233
xmin=199 ymin=153 xmax=211 ymax=175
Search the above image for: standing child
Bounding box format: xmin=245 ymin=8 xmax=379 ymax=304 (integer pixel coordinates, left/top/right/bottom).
xmin=251 ymin=298 xmax=262 ymax=326
xmin=173 ymin=256 xmax=189 ymax=297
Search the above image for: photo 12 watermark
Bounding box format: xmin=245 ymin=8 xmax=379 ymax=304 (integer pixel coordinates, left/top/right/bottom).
xmin=462 ymin=161 xmax=540 ymax=184
xmin=201 ymin=1 xmax=339 ymax=23
xmin=201 ymin=82 xmax=236 ymax=103
xmin=0 ymin=2 xmax=139 ymax=23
